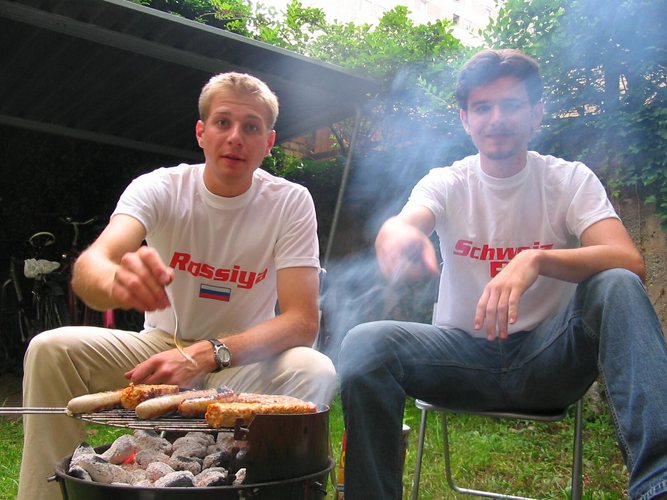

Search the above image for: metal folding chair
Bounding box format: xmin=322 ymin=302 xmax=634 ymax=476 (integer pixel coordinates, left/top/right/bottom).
xmin=410 ymin=398 xmax=584 ymax=500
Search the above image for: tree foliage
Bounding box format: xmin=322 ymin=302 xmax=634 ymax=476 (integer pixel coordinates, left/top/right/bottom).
xmin=129 ymin=0 xmax=666 ymax=227
xmin=485 ymin=0 xmax=667 ymax=226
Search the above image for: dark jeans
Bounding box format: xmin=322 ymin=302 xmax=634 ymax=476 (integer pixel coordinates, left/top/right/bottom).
xmin=339 ymin=269 xmax=667 ymax=500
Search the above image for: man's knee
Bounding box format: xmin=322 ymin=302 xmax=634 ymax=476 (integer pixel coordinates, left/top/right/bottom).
xmin=280 ymin=347 xmax=337 ymax=404
xmin=587 ymin=268 xmax=642 ymax=289
xmin=338 ymin=321 xmax=398 ymax=383
xmin=24 ymin=327 xmax=74 ymax=366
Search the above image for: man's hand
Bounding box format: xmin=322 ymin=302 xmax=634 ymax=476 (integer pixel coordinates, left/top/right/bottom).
xmin=124 ymin=341 xmax=212 ymax=387
xmin=376 ymin=215 xmax=439 ymax=283
xmin=474 ymin=249 xmax=540 ymax=340
xmin=112 ymin=246 xmax=173 ymax=312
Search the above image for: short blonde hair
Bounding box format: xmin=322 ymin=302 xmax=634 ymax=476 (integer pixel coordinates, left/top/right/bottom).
xmin=198 ymin=72 xmax=279 ymax=129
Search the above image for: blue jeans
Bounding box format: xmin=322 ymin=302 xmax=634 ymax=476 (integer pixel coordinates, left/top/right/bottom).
xmin=339 ymin=269 xmax=667 ymax=500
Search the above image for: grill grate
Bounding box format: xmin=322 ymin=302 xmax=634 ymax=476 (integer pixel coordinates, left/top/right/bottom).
xmin=77 ymin=408 xmax=229 ymax=433
xmin=0 ymin=407 xmax=236 ymax=433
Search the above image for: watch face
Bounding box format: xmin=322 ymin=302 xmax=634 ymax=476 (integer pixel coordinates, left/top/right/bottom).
xmin=219 ymin=347 xmax=231 ymax=364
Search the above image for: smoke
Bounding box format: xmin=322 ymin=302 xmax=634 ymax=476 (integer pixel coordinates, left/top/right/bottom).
xmin=318 ymin=64 xmax=465 ymax=364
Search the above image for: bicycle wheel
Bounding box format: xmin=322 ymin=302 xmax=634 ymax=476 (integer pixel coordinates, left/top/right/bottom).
xmin=33 ymin=281 xmax=69 ymax=334
xmin=0 ymin=279 xmax=31 ymax=372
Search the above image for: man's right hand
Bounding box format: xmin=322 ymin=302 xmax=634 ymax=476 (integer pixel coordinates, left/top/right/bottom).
xmin=375 ymin=214 xmax=439 ymax=283
xmin=112 ymin=246 xmax=173 ymax=312
xmin=72 ymin=214 xmax=173 ymax=312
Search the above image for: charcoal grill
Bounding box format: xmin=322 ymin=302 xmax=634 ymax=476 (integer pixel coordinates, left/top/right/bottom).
xmin=2 ymin=404 xmax=333 ymax=497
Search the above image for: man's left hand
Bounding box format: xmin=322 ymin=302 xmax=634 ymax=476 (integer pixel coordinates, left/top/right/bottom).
xmin=474 ymin=249 xmax=540 ymax=340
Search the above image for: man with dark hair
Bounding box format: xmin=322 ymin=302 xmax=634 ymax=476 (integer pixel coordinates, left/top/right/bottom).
xmin=339 ymin=48 xmax=667 ymax=499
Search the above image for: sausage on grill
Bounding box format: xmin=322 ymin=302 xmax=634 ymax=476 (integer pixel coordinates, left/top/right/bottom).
xmin=135 ymin=387 xmax=232 ymax=420
xmin=66 ymin=389 xmax=124 ymax=415
xmin=177 ymin=388 xmax=236 ymax=417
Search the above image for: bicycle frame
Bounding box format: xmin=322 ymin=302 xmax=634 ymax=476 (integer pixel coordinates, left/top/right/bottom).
xmin=59 ymin=216 xmax=116 ymax=329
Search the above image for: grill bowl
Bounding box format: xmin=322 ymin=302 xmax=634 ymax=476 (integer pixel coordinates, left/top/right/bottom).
xmin=53 ymin=405 xmax=332 ymax=499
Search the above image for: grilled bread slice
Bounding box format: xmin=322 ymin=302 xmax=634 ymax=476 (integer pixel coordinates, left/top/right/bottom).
xmin=120 ymin=383 xmax=180 ymax=410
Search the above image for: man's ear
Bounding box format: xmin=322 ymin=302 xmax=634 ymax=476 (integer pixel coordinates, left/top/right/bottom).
xmin=264 ymin=130 xmax=276 ymax=157
xmin=459 ymin=109 xmax=470 ymax=135
xmin=195 ymin=120 xmax=205 ymax=148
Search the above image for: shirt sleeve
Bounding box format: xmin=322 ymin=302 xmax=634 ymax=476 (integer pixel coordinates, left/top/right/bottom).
xmin=565 ymin=163 xmax=619 ymax=238
xmin=273 ymin=186 xmax=320 ymax=271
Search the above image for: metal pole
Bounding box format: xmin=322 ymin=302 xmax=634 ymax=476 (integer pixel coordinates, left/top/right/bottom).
xmin=323 ymin=105 xmax=363 ymax=268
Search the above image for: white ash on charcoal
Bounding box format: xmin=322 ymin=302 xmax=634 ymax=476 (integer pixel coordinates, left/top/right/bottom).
xmin=195 ymin=467 xmax=228 ymax=487
xmin=167 ymin=454 xmax=203 ymax=475
xmin=233 ymin=468 xmax=247 ymax=486
xmin=70 ymin=454 xmax=130 ymax=484
xmin=146 ymin=461 xmax=175 ymax=481
xmin=101 ymin=433 xmax=139 ymax=464
xmin=127 ymin=468 xmax=149 ymax=485
xmin=135 ymin=449 xmax=171 ymax=468
xmin=133 ymin=429 xmax=173 ymax=455
xmin=173 ymin=432 xmax=215 ymax=448
xmin=71 ymin=442 xmax=96 ymax=461
xmin=172 ymin=441 xmax=209 ymax=459
xmin=67 ymin=429 xmax=246 ymax=488
xmin=154 ymin=470 xmax=196 ymax=487
xmin=67 ymin=465 xmax=91 ymax=481
xmin=203 ymin=449 xmax=232 ymax=469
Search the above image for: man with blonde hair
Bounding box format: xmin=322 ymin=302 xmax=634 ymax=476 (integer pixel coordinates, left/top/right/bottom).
xmin=19 ymin=72 xmax=336 ymax=500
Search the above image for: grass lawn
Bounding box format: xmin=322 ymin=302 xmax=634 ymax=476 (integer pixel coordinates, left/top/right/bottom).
xmin=0 ymin=394 xmax=627 ymax=499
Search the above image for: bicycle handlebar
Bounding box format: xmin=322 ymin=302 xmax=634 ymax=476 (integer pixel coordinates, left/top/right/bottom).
xmin=28 ymin=232 xmax=56 ymax=249
xmin=59 ymin=216 xmax=100 ymax=249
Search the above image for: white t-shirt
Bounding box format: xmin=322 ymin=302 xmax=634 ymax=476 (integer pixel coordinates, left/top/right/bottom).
xmin=112 ymin=164 xmax=320 ymax=340
xmin=404 ymin=151 xmax=618 ymax=337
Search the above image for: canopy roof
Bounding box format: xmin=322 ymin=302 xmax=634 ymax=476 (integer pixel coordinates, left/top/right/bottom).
xmin=0 ymin=0 xmax=379 ymax=160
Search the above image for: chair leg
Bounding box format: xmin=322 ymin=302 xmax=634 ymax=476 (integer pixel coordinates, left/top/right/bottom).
xmin=571 ymin=399 xmax=584 ymax=500
xmin=410 ymin=407 xmax=429 ymax=500
xmin=441 ymin=412 xmax=535 ymax=500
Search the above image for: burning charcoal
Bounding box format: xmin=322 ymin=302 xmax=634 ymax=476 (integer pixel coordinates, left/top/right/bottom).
xmin=154 ymin=470 xmax=195 ymax=488
xmin=68 ymin=465 xmax=92 ymax=481
xmin=70 ymin=452 xmax=106 ymax=470
xmin=232 ymin=467 xmax=246 ymax=486
xmin=101 ymin=434 xmax=139 ymax=464
xmin=202 ymin=450 xmax=232 ymax=470
xmin=168 ymin=455 xmax=203 ymax=475
xmin=146 ymin=461 xmax=175 ymax=482
xmin=176 ymin=432 xmax=215 ymax=447
xmin=71 ymin=442 xmax=96 ymax=462
xmin=133 ymin=430 xmax=173 ymax=455
xmin=133 ymin=479 xmax=154 ymax=487
xmin=73 ymin=455 xmax=129 ymax=484
xmin=195 ymin=467 xmax=228 ymax=487
xmin=135 ymin=449 xmax=170 ymax=469
xmin=215 ymin=432 xmax=235 ymax=452
xmin=172 ymin=442 xmax=209 ymax=459
xmin=128 ymin=468 xmax=149 ymax=485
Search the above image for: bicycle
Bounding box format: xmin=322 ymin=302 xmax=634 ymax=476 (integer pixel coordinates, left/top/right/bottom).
xmin=24 ymin=230 xmax=69 ymax=335
xmin=0 ymin=231 xmax=68 ymax=373
xmin=0 ymin=255 xmax=33 ymax=373
xmin=58 ymin=216 xmax=108 ymax=327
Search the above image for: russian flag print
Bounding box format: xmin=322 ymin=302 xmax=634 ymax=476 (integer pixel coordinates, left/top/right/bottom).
xmin=199 ymin=283 xmax=232 ymax=302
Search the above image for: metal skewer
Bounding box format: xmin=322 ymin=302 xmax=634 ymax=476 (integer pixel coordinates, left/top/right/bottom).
xmin=0 ymin=407 xmax=67 ymax=414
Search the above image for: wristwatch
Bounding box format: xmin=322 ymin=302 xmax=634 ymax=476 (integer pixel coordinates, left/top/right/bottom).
xmin=208 ymin=339 xmax=232 ymax=372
